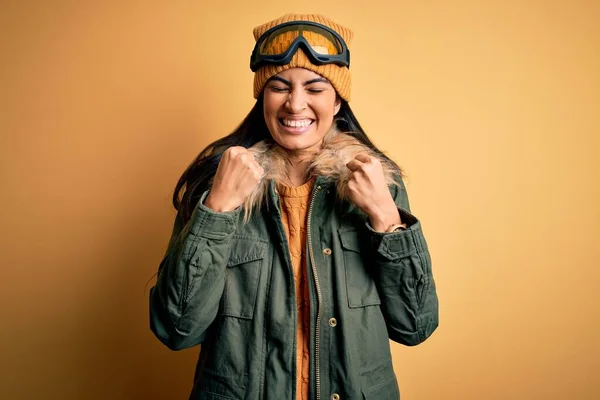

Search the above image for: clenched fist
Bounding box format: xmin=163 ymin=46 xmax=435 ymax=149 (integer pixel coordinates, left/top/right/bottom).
xmin=346 ymin=153 xmax=402 ymax=232
xmin=204 ymin=146 xmax=264 ymax=212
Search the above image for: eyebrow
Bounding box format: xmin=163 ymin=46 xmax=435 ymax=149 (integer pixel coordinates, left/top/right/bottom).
xmin=267 ymin=76 xmax=330 ymax=86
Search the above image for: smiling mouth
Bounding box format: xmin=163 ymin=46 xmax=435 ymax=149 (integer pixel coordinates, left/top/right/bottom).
xmin=278 ymin=118 xmax=315 ymax=128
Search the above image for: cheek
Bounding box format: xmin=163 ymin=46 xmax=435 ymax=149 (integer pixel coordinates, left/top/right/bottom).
xmin=263 ymin=94 xmax=279 ymax=117
xmin=318 ymin=92 xmax=337 ymax=114
xmin=263 ymin=96 xmax=282 ymax=138
xmin=315 ymin=100 xmax=336 ymax=125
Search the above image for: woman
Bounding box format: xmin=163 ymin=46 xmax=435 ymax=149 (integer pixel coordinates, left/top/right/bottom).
xmin=150 ymin=13 xmax=438 ymax=400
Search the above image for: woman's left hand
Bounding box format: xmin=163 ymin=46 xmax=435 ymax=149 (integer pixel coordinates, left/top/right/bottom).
xmin=346 ymin=153 xmax=402 ymax=232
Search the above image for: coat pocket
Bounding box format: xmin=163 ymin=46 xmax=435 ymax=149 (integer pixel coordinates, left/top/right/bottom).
xmin=362 ymin=376 xmax=400 ymax=400
xmin=338 ymin=228 xmax=381 ymax=308
xmin=222 ymin=235 xmax=267 ymax=319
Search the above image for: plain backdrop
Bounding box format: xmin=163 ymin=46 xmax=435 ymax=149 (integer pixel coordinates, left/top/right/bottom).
xmin=1 ymin=1 xmax=599 ymax=399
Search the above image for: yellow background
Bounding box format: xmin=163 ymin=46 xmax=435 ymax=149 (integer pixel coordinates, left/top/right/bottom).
xmin=1 ymin=1 xmax=598 ymax=399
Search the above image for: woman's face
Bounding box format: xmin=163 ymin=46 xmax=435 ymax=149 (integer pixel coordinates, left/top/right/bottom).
xmin=263 ymin=68 xmax=341 ymax=154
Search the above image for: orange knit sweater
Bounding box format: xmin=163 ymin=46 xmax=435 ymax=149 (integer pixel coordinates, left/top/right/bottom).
xmin=277 ymin=178 xmax=314 ymax=400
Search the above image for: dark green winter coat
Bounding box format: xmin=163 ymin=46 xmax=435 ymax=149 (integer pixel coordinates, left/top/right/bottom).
xmin=150 ymin=136 xmax=439 ymax=399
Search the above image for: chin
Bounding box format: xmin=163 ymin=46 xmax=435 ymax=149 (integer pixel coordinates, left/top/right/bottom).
xmin=272 ymin=128 xmax=324 ymax=150
xmin=277 ymin=136 xmax=322 ymax=152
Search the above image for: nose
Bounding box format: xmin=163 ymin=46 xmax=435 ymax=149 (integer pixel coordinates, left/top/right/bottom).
xmin=285 ymin=89 xmax=307 ymax=113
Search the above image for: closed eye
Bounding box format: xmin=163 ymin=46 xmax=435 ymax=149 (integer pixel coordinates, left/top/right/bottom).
xmin=269 ymin=86 xmax=289 ymax=93
xmin=307 ymin=88 xmax=325 ymax=94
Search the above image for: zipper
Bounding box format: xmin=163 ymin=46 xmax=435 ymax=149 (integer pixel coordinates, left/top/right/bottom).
xmin=307 ymin=184 xmax=322 ymax=400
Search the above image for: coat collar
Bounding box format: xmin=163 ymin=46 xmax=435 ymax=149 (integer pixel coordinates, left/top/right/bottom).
xmin=242 ymin=130 xmax=399 ymax=221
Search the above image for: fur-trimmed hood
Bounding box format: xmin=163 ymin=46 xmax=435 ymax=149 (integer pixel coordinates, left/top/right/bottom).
xmin=242 ymin=129 xmax=400 ymax=220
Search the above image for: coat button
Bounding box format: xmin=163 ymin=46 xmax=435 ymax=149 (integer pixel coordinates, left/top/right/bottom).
xmin=328 ymin=317 xmax=337 ymax=327
xmin=323 ymin=248 xmax=332 ymax=256
xmin=331 ymin=394 xmax=340 ymax=400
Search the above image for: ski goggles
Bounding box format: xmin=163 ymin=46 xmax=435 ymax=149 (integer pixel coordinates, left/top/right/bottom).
xmin=250 ymin=21 xmax=350 ymax=72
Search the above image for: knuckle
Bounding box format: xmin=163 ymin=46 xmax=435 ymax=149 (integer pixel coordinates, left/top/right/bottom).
xmin=240 ymin=153 xmax=253 ymax=165
xmin=227 ymin=146 xmax=242 ymax=155
xmin=234 ymin=147 xmax=248 ymax=157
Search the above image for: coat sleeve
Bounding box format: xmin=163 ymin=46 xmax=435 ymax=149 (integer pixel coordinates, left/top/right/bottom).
xmin=149 ymin=191 xmax=240 ymax=350
xmin=365 ymin=178 xmax=439 ymax=346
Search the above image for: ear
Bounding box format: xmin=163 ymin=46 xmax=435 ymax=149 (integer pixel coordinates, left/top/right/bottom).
xmin=334 ymin=96 xmax=342 ymax=115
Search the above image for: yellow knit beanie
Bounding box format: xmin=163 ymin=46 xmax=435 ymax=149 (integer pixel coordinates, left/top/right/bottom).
xmin=252 ymin=14 xmax=354 ymax=101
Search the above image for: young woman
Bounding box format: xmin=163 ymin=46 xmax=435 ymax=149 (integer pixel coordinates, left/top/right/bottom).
xmin=150 ymin=13 xmax=439 ymax=400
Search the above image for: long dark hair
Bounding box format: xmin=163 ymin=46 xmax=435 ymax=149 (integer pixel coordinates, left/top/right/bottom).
xmin=173 ymin=95 xmax=401 ymax=224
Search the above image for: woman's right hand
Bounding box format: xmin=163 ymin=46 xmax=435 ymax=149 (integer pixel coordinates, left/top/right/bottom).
xmin=204 ymin=146 xmax=264 ymax=212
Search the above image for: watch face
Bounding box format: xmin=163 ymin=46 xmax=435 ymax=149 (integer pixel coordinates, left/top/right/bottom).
xmin=387 ymin=224 xmax=407 ymax=233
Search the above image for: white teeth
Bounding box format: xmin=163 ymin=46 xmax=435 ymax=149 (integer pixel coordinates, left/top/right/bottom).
xmin=282 ymin=119 xmax=312 ymax=128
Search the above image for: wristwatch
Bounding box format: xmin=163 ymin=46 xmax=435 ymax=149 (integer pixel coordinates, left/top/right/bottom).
xmin=386 ymin=223 xmax=408 ymax=233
